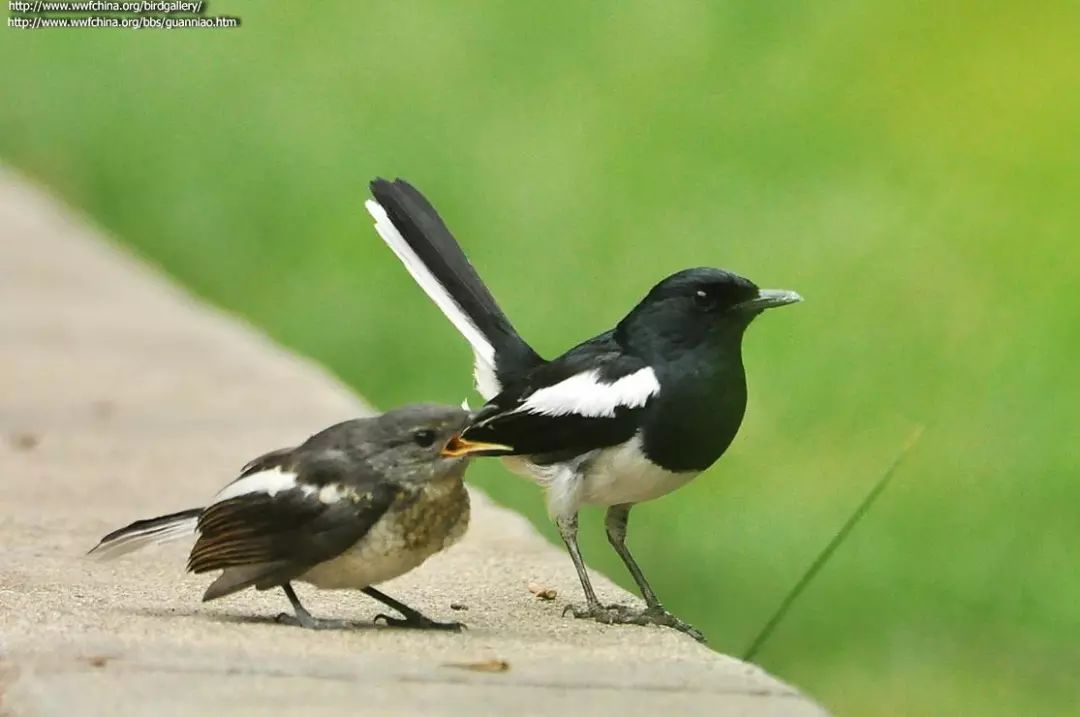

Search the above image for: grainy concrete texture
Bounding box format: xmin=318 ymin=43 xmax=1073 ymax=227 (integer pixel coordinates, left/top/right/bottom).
xmin=0 ymin=169 xmax=827 ymax=716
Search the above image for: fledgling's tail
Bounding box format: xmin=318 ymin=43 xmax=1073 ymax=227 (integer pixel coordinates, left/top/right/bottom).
xmin=88 ymin=508 xmax=202 ymax=560
xmin=366 ymin=178 xmax=543 ymax=399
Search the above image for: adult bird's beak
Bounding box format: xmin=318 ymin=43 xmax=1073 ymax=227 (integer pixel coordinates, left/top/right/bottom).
xmin=441 ymin=435 xmax=514 ymax=457
xmin=733 ymin=288 xmax=803 ymax=312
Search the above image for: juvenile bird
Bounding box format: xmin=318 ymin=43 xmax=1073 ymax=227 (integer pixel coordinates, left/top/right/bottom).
xmin=90 ymin=403 xmax=507 ymax=630
xmin=366 ymin=179 xmax=801 ymax=641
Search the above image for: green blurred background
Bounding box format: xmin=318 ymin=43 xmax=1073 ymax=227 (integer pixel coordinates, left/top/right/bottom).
xmin=3 ymin=2 xmax=1078 ymax=714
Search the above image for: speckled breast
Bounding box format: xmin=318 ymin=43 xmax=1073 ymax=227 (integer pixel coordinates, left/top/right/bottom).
xmin=299 ymin=477 xmax=470 ymax=590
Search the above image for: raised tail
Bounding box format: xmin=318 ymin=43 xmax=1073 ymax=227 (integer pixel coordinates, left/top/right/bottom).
xmin=88 ymin=508 xmax=202 ymax=560
xmin=365 ymin=178 xmax=543 ymax=398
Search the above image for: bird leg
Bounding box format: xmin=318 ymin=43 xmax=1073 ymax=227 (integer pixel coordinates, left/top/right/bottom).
xmin=557 ymin=513 xmax=638 ymax=622
xmin=601 ymin=505 xmax=706 ymax=642
xmin=558 ymin=511 xmax=704 ymax=643
xmin=275 ymin=583 xmax=354 ymax=630
xmin=558 ymin=513 xmax=601 ymax=609
xmin=604 ymin=505 xmax=662 ymax=606
xmin=365 ymin=586 xmax=463 ymax=631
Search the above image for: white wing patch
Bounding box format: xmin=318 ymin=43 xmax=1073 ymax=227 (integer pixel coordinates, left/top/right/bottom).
xmin=518 ymin=367 xmax=660 ymax=418
xmin=213 ymin=466 xmax=300 ymax=502
xmin=215 ymin=466 xmax=354 ymax=506
xmin=365 ymin=199 xmax=500 ymax=399
xmin=317 ymin=483 xmax=350 ymax=504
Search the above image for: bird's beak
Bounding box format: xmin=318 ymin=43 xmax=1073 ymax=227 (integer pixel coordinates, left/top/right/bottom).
xmin=441 ymin=435 xmax=514 ymax=458
xmin=733 ymin=288 xmax=803 ymax=312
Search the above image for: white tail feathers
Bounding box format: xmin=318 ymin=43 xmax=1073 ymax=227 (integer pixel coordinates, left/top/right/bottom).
xmin=365 ymin=199 xmax=501 ymax=399
xmin=88 ymin=512 xmax=199 ymax=560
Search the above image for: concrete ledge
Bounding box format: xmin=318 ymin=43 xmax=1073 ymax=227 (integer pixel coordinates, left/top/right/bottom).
xmin=0 ymin=168 xmax=827 ymax=716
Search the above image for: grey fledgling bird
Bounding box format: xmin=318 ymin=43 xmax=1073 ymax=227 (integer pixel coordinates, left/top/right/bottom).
xmin=89 ymin=403 xmax=508 ymax=630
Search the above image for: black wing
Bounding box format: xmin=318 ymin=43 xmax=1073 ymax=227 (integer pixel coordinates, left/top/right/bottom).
xmin=188 ymin=444 xmax=400 ymax=589
xmin=461 ymin=333 xmax=653 ymax=462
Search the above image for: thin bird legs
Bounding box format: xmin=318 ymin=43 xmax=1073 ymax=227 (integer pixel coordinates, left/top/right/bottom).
xmin=365 ymin=586 xmax=462 ymax=631
xmin=604 ymin=505 xmax=705 ymax=641
xmin=557 ymin=507 xmax=706 ymax=642
xmin=275 ymin=582 xmax=353 ymax=629
xmin=604 ymin=505 xmax=661 ymax=606
xmin=274 ymin=583 xmax=462 ymax=631
xmin=556 ymin=513 xmax=603 ymax=608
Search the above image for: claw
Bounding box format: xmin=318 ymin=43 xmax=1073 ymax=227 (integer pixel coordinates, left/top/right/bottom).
xmin=639 ymin=607 xmax=707 ymax=643
xmin=562 ymin=603 xmax=706 ymax=642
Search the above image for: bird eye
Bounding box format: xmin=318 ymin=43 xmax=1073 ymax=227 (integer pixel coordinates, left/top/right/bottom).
xmin=693 ymin=289 xmax=717 ymax=310
xmin=412 ymin=429 xmax=436 ymax=447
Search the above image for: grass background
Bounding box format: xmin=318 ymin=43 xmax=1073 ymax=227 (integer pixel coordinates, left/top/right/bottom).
xmin=3 ymin=2 xmax=1078 ymax=714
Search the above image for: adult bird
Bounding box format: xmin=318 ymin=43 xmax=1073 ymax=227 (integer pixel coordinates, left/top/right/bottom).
xmin=365 ymin=179 xmax=801 ymax=641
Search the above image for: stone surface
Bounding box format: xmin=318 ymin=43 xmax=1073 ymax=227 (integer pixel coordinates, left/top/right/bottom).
xmin=0 ymin=169 xmax=827 ymax=716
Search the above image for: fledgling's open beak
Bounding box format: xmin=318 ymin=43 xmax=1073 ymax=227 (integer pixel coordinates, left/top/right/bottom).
xmin=733 ymin=288 xmax=803 ymax=312
xmin=441 ymin=434 xmax=514 ymax=458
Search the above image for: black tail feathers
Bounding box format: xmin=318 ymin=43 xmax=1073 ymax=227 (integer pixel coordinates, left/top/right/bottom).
xmin=369 ymin=178 xmax=542 ymax=377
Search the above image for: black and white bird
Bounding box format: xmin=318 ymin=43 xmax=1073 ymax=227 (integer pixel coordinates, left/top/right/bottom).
xmin=365 ymin=179 xmax=801 ymax=641
xmin=89 ymin=404 xmax=507 ymax=630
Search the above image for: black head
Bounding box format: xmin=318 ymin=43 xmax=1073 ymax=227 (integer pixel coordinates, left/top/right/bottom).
xmin=616 ymin=267 xmax=801 ymax=357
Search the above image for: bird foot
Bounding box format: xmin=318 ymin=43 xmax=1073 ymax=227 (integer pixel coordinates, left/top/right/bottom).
xmin=633 ymin=606 xmax=707 ymax=643
xmin=373 ymin=612 xmax=464 ymax=632
xmin=274 ymin=612 xmax=354 ymax=630
xmin=561 ymin=602 xmax=636 ymax=623
xmin=563 ymin=603 xmax=706 ymax=642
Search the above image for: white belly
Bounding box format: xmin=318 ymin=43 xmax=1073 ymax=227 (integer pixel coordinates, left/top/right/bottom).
xmin=299 ymin=523 xmax=436 ymax=590
xmin=582 ymin=436 xmax=698 ymax=505
xmin=503 ymin=434 xmax=698 ymax=518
